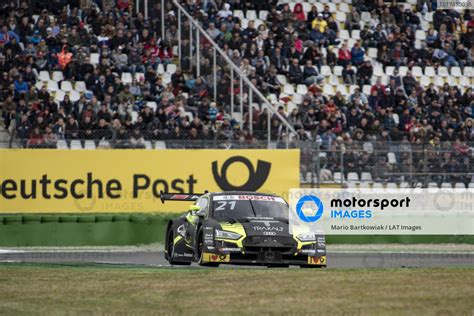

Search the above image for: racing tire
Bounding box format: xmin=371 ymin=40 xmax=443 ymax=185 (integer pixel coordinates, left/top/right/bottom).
xmin=197 ymin=228 xmax=219 ymax=267
xmin=166 ymin=227 xmax=191 ymax=266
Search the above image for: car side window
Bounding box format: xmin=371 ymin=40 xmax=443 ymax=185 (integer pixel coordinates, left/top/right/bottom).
xmin=196 ymin=197 xmax=209 ymax=215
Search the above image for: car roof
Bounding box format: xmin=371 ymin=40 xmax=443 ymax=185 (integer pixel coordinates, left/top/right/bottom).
xmin=209 ymin=191 xmax=280 ymax=198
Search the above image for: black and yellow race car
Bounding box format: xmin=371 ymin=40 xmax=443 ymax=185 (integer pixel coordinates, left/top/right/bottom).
xmin=162 ymin=191 xmax=326 ymax=268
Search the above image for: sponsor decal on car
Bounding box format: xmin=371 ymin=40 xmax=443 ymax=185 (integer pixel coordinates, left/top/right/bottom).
xmin=307 ymin=256 xmax=326 ymax=265
xmin=202 ymin=252 xmax=230 ymax=262
xmin=213 ymin=195 xmax=286 ymax=203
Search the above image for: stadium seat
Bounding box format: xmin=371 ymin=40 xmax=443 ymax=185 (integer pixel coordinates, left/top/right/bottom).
xmin=339 ymin=3 xmax=350 ymax=12
xmin=399 ymin=182 xmax=411 ymax=189
xmin=373 ymin=65 xmax=384 ymax=77
xmin=337 ymin=85 xmax=349 ymax=96
xmin=155 ymin=141 xmax=167 ymax=150
xmin=385 ymin=66 xmax=395 ymax=76
xmin=351 ymin=30 xmax=361 ymax=40
xmin=367 ymin=48 xmax=378 ymax=59
xmin=450 ymin=67 xmax=462 ymax=77
xmin=329 ymin=75 xmax=339 ymax=86
xmin=54 ymin=90 xmax=65 ymax=102
xmin=277 ymin=75 xmax=288 ymax=85
xmin=84 ymin=140 xmax=96 ymax=150
xmin=292 ymin=94 xmax=303 ymax=105
xmin=144 ymin=141 xmax=153 ymax=150
xmin=234 ymin=10 xmax=244 ymax=20
xmin=433 ymin=76 xmax=444 ymax=86
xmin=336 ymin=12 xmax=346 ymax=23
xmin=339 ymin=30 xmax=350 ymax=40
xmin=399 ymin=66 xmax=408 ymax=76
xmin=90 ymin=53 xmax=100 ymax=65
xmin=296 ymin=84 xmax=308 ymax=95
xmin=441 ymin=182 xmax=453 ymax=189
xmin=333 ymin=172 xmax=344 ymax=182
xmin=460 ymin=76 xmax=471 ymax=87
xmin=438 ymin=67 xmax=449 ymax=77
xmin=60 ymin=81 xmax=73 ymax=92
xmin=122 ymin=72 xmax=133 ymax=84
xmin=361 ymin=172 xmax=373 ymax=182
xmin=56 ymin=140 xmax=68 ymax=149
xmin=387 ymin=152 xmax=397 ymax=164
xmin=424 ymin=66 xmax=436 ymax=77
xmin=446 ymin=76 xmax=457 ymax=86
xmin=412 ymin=66 xmax=423 ymax=77
xmin=333 ymin=66 xmax=343 ymax=76
xmin=327 ymin=3 xmax=337 ymax=12
xmin=283 ymin=84 xmax=295 ymax=95
xmin=463 ymin=67 xmax=473 ymax=77
xmin=347 ymin=172 xmax=359 ymax=182
xmin=35 ymin=81 xmax=46 ymax=90
xmin=131 ymin=111 xmax=139 ymax=123
xmin=70 ymin=140 xmax=83 ymax=150
xmin=70 ymin=90 xmax=80 ymax=102
xmin=52 ymin=71 xmax=64 ymax=82
xmin=98 ymin=140 xmax=111 ymax=148
xmin=361 ymin=12 xmax=371 ymax=23
xmin=320 ymin=66 xmax=332 ymax=76
xmin=75 ymin=81 xmax=87 ymax=92
xmin=166 ymin=64 xmax=177 ymax=74
xmin=48 ymin=80 xmax=59 ymax=92
xmin=428 ymin=182 xmax=439 ymax=188
xmin=246 ymin=10 xmax=257 ymax=20
xmin=349 ymin=85 xmax=359 ymax=94
xmin=362 ymin=85 xmax=372 ymax=96
xmin=323 ymin=85 xmax=334 ymax=95
xmin=415 ymin=30 xmax=426 ymax=41
xmin=157 ymin=64 xmax=165 ymax=75
xmin=420 ymin=75 xmax=431 ymax=87
xmin=39 ymin=71 xmax=50 ymax=82
xmin=259 ymin=10 xmax=268 ymax=20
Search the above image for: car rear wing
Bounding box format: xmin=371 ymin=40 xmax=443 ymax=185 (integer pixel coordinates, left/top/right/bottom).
xmin=159 ymin=191 xmax=207 ymax=203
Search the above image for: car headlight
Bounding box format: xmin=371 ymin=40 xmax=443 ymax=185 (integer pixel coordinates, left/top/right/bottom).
xmin=297 ymin=233 xmax=316 ymax=242
xmin=215 ymin=229 xmax=242 ymax=240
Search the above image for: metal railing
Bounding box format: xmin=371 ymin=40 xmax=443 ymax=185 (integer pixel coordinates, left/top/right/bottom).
xmin=171 ymin=0 xmax=296 ymax=148
xmin=12 ymin=134 xmax=473 ymax=186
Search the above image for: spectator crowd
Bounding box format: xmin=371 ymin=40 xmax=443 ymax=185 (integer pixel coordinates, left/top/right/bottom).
xmin=0 ymin=0 xmax=472 ymax=184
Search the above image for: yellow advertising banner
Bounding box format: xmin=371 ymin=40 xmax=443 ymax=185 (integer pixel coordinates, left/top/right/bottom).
xmin=0 ymin=149 xmax=299 ymax=213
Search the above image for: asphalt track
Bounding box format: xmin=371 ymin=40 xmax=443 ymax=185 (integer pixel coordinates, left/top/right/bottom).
xmin=1 ymin=250 xmax=473 ymax=269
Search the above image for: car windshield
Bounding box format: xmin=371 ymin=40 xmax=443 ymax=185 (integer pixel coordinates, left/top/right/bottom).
xmin=212 ymin=195 xmax=289 ymax=220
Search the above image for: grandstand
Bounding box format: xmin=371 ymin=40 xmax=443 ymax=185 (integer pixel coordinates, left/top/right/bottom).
xmin=0 ymin=0 xmax=472 ymax=187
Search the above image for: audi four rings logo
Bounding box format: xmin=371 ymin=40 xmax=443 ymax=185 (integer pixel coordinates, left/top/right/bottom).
xmin=212 ymin=156 xmax=271 ymax=191
xmin=296 ymin=195 xmax=324 ymax=222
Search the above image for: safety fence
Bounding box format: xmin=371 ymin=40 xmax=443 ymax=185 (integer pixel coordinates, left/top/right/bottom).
xmin=7 ymin=133 xmax=474 ymax=187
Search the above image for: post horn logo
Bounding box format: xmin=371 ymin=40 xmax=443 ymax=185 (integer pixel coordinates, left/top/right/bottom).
xmin=212 ymin=156 xmax=271 ymax=191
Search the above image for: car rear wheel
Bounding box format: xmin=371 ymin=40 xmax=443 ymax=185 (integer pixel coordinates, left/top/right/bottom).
xmin=197 ymin=230 xmax=219 ymax=267
xmin=166 ymin=228 xmax=191 ymax=266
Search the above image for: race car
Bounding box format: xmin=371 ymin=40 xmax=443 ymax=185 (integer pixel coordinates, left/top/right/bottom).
xmin=162 ymin=191 xmax=326 ymax=267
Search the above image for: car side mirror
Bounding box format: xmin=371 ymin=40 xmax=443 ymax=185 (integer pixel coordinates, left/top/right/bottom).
xmin=189 ymin=205 xmax=201 ymax=212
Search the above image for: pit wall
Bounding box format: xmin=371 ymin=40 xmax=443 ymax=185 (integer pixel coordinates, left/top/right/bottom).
xmin=0 ymin=214 xmax=471 ymax=247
